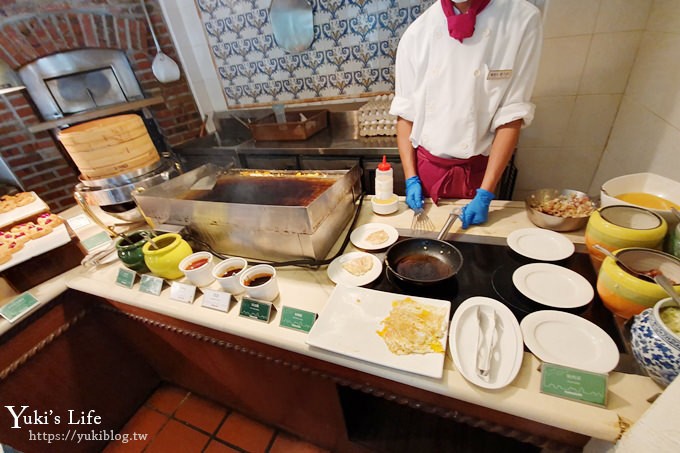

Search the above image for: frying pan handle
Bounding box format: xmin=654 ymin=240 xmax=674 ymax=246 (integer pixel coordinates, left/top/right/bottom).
xmin=437 ymin=209 xmax=460 ymax=241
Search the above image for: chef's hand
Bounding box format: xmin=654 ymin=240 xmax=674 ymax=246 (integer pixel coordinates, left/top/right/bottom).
xmin=461 ymin=188 xmax=495 ymax=229
xmin=405 ymin=175 xmax=424 ymax=210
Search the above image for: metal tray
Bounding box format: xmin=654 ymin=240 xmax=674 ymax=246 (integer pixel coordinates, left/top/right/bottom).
xmin=132 ymin=163 xmax=361 ymax=261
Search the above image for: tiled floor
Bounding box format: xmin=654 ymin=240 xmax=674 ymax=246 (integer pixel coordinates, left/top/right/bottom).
xmin=103 ymin=383 xmax=329 ymax=453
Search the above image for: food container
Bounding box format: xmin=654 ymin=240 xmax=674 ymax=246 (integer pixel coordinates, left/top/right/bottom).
xmin=248 ymin=110 xmax=328 ymax=141
xmin=133 ymin=164 xmax=361 ymax=262
xmin=525 ymin=188 xmax=595 ymax=232
xmin=179 ymin=251 xmax=215 ymax=287
xmin=115 ymin=230 xmax=151 ymax=273
xmin=597 ymin=247 xmax=680 ymax=319
xmin=585 ymin=205 xmax=667 ymax=272
xmin=142 ymin=233 xmax=193 ymax=280
xmin=57 ymin=114 xmax=160 ymax=180
xmin=601 ymin=172 xmax=680 ymax=228
xmin=212 ymin=257 xmax=248 ymax=294
xmin=630 ymin=297 xmax=680 ymax=387
xmin=239 ymin=264 xmax=279 ymax=301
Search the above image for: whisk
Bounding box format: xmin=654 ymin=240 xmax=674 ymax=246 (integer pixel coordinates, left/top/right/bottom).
xmin=411 ymin=207 xmax=435 ymax=233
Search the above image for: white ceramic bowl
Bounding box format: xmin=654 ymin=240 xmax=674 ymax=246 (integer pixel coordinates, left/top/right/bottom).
xmin=601 ymin=173 xmax=680 ymax=227
xmin=212 ymin=257 xmax=248 ymax=294
xmin=179 ymin=251 xmax=215 ymax=287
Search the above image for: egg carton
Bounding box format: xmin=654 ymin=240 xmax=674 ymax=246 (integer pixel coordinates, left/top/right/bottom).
xmin=359 ymin=94 xmax=397 ymax=137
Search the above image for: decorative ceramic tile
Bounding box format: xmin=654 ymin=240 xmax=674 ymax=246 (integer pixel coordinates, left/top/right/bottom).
xmin=196 ymin=0 xmax=435 ymax=107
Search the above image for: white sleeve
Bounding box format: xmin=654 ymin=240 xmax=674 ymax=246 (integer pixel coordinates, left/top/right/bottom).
xmin=491 ymin=11 xmax=543 ymax=130
xmin=389 ymin=31 xmax=417 ymax=121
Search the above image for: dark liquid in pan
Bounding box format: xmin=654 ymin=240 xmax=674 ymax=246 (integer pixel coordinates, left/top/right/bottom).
xmin=395 ymin=255 xmax=453 ymax=281
xmin=183 ymin=175 xmax=335 ymax=206
xmin=244 ymin=274 xmax=272 ymax=287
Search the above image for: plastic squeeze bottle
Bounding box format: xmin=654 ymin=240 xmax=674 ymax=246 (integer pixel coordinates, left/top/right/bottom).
xmin=375 ymin=155 xmax=394 ymax=200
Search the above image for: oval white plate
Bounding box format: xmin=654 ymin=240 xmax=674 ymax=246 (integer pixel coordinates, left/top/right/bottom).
xmin=520 ymin=310 xmax=619 ymax=374
xmin=512 ymin=263 xmax=594 ymax=308
xmin=327 ymin=252 xmax=382 ymax=287
xmin=449 ymin=297 xmax=524 ymax=389
xmin=350 ymin=223 xmax=399 ymax=250
xmin=507 ymin=228 xmax=575 ymax=261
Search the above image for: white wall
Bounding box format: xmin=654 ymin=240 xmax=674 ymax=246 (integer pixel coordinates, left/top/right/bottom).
xmin=588 ymin=0 xmax=680 ymax=194
xmin=515 ymin=0 xmax=653 ymax=200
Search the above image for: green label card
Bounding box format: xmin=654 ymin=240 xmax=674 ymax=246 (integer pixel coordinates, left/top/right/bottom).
xmin=139 ymin=274 xmax=164 ymax=296
xmin=280 ymin=306 xmax=316 ymax=333
xmin=81 ymin=231 xmax=113 ymax=252
xmin=0 ymin=292 xmax=39 ymax=323
xmin=115 ymin=268 xmax=136 ymax=288
xmin=540 ymin=362 xmax=608 ymax=407
xmin=239 ymin=297 xmax=273 ymax=322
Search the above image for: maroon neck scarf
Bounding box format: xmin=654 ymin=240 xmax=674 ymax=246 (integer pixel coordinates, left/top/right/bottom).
xmin=440 ymin=0 xmax=492 ymax=43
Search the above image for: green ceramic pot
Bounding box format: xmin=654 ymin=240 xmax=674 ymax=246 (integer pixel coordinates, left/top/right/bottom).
xmin=116 ymin=231 xmax=151 ymax=273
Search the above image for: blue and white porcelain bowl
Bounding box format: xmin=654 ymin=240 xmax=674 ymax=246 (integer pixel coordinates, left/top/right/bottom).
xmin=630 ymin=298 xmax=680 ymax=387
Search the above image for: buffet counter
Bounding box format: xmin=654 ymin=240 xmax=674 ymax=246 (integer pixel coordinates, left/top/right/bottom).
xmin=0 ymin=198 xmax=664 ymax=450
xmin=70 ymin=200 xmax=661 ymax=441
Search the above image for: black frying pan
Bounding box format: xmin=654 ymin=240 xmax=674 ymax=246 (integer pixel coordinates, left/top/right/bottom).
xmin=385 ymin=210 xmax=464 ymax=286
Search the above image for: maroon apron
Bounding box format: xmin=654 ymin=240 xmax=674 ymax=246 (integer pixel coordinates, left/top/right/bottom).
xmin=416 ymin=146 xmax=488 ymax=205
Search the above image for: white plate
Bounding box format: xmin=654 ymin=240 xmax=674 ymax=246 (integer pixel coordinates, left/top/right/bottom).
xmin=512 ymin=263 xmax=594 ymax=308
xmin=449 ymin=297 xmax=524 ymax=389
xmin=507 ymin=228 xmax=575 ymax=261
xmin=350 ymin=223 xmax=398 ymax=250
xmin=327 ymin=252 xmax=382 ymax=287
xmin=306 ymin=285 xmax=451 ymax=378
xmin=520 ymin=310 xmax=619 ymax=374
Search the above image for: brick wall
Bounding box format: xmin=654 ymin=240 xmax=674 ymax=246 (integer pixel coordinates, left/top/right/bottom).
xmin=0 ymin=0 xmax=202 ymax=211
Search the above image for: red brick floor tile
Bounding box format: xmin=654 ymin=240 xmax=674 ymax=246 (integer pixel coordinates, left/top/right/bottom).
xmin=145 ymin=384 xmax=189 ymax=415
xmin=174 ymin=392 xmax=227 ymax=434
xmin=216 ymin=412 xmax=275 ymax=453
xmin=204 ymin=439 xmax=242 ymax=453
xmin=144 ymin=419 xmax=210 ymax=453
xmin=269 ymin=432 xmax=331 ymax=453
xmin=102 ymin=406 xmax=169 ymax=453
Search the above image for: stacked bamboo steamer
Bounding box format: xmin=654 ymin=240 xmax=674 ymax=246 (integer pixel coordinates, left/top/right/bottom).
xmin=57 ymin=114 xmax=160 ymax=180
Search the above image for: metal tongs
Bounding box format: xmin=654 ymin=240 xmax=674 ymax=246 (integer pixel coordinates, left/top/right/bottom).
xmin=476 ymin=306 xmax=499 ymax=380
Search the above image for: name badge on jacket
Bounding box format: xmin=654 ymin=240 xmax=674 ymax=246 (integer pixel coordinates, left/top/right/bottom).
xmin=487 ymin=69 xmax=512 ymax=80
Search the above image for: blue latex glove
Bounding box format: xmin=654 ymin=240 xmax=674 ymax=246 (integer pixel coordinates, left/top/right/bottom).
xmin=405 ymin=175 xmax=424 ymax=210
xmin=460 ymin=188 xmax=495 ymax=229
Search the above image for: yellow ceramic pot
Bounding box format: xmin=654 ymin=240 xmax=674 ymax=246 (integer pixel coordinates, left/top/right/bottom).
xmin=597 ymin=248 xmax=680 ymax=319
xmin=586 ymin=205 xmax=667 ymax=272
xmin=142 ymin=233 xmax=193 ymax=279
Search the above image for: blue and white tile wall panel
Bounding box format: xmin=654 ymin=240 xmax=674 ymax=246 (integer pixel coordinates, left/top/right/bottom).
xmin=196 ymin=0 xmax=434 ymax=107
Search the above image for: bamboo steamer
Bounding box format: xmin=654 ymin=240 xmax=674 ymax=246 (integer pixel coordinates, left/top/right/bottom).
xmin=58 ymin=114 xmax=160 ymax=180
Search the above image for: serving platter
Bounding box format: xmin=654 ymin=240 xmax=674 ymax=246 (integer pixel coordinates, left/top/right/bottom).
xmin=306 ymin=285 xmax=451 ymax=378
xmin=512 ymin=263 xmax=594 ymax=309
xmin=507 ymin=228 xmax=575 ymax=261
xmin=520 ymin=310 xmax=619 ymax=374
xmin=449 ymin=297 xmax=524 ymax=389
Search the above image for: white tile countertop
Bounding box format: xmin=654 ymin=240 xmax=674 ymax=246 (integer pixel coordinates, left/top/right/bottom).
xmin=1 ymin=197 xmax=665 ymax=444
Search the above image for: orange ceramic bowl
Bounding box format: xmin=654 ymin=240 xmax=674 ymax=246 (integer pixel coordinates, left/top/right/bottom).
xmin=597 ymin=248 xmax=680 ymax=319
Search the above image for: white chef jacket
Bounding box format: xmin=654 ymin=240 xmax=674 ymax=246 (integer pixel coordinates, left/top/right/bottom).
xmin=389 ymin=0 xmax=543 ymax=159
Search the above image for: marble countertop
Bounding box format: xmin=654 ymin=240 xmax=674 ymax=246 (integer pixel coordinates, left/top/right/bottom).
xmin=1 ymin=198 xmax=664 ymax=442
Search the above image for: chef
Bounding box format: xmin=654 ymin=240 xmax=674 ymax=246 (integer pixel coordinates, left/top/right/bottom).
xmin=389 ymin=0 xmax=543 ymax=228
